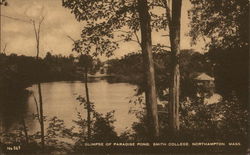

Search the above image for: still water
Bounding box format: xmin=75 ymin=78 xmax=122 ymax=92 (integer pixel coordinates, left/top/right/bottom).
xmin=1 ymin=79 xmax=140 ymax=135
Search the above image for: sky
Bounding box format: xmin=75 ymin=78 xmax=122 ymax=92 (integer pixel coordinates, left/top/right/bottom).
xmin=0 ymin=0 xmax=206 ymax=60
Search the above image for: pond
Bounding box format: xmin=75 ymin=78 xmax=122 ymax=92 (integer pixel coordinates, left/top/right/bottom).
xmin=0 ymin=79 xmax=141 ymax=135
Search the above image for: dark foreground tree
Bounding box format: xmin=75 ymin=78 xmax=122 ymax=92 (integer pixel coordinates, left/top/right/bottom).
xmin=188 ymin=0 xmax=249 ymax=104
xmin=162 ymin=0 xmax=183 ymax=132
xmin=169 ymin=0 xmax=182 ymax=133
xmin=189 ymin=0 xmax=249 ymax=48
xmin=78 ymin=54 xmax=93 ymax=140
xmin=137 ymin=0 xmax=159 ymax=138
xmin=62 ymin=0 xmax=159 ymax=138
xmin=189 ymin=0 xmax=249 ymax=151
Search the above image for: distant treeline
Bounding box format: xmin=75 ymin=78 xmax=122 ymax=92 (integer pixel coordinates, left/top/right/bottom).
xmin=107 ymin=49 xmax=213 ymax=100
xmin=0 ymin=52 xmax=100 ymax=92
xmin=0 ymin=50 xmax=210 ymax=91
xmin=107 ymin=47 xmax=248 ymax=104
xmin=0 ymin=47 xmax=247 ymax=103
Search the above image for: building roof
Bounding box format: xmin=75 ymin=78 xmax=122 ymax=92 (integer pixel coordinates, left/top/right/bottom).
xmin=195 ymin=73 xmax=214 ymax=81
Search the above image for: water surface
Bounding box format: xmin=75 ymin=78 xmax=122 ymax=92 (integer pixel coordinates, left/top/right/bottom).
xmin=1 ymin=80 xmax=139 ymax=135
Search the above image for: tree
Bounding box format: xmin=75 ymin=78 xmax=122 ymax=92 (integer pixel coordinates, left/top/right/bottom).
xmin=66 ymin=34 xmax=94 ymax=140
xmin=188 ymin=0 xmax=249 ymax=103
xmin=137 ymin=0 xmax=159 ymax=138
xmin=141 ymin=0 xmax=183 ymax=133
xmin=31 ymin=16 xmax=45 ymax=150
xmin=160 ymin=0 xmax=182 ymax=132
xmin=79 ymin=54 xmax=93 ymax=140
xmin=62 ymin=0 xmax=160 ymax=138
xmin=189 ymin=0 xmax=249 ymax=48
xmin=167 ymin=0 xmax=183 ymax=132
xmin=188 ymin=0 xmax=249 ymax=150
xmin=0 ymin=3 xmax=46 ymax=149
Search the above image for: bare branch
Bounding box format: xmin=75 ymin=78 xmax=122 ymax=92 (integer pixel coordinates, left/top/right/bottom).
xmin=0 ymin=14 xmax=31 ymax=23
xmin=66 ymin=35 xmax=76 ymax=43
xmin=130 ymin=39 xmax=142 ymax=44
xmin=37 ymin=16 xmax=45 ymax=40
xmin=31 ymin=20 xmax=39 ymax=42
xmin=133 ymin=30 xmax=142 ymax=48
xmin=31 ymin=20 xmax=41 ymax=59
xmin=31 ymin=17 xmax=44 ymax=59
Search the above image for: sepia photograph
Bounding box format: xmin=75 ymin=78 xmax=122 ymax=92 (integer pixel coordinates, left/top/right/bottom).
xmin=0 ymin=0 xmax=249 ymax=154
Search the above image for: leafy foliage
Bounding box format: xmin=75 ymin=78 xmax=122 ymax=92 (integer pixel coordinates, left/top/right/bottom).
xmin=206 ymin=47 xmax=248 ymax=104
xmin=62 ymin=0 xmax=174 ymax=57
xmin=74 ymin=96 xmax=119 ymax=144
xmin=188 ymin=0 xmax=249 ymax=104
xmin=78 ymin=54 xmax=93 ymax=70
xmin=62 ymin=0 xmax=130 ymax=57
xmin=180 ymin=96 xmax=247 ymax=142
xmin=128 ymin=94 xmax=247 ymax=149
xmin=189 ymin=0 xmax=249 ymax=48
xmin=0 ymin=116 xmax=73 ymax=154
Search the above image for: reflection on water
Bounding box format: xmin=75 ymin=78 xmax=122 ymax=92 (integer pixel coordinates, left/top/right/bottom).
xmin=1 ymin=79 xmax=139 ymax=134
xmin=0 ymin=89 xmax=30 ymax=130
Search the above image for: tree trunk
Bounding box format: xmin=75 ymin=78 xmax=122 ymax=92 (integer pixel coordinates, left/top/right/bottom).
xmin=35 ymin=32 xmax=44 ymax=150
xmin=0 ymin=5 xmax=1 ymax=53
xmin=21 ymin=118 xmax=29 ymax=144
xmin=137 ymin=0 xmax=159 ymax=139
xmin=84 ymin=67 xmax=91 ymax=140
xmin=38 ymin=83 xmax=45 ymax=149
xmin=36 ymin=37 xmax=40 ymax=58
xmin=168 ymin=0 xmax=182 ymax=132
